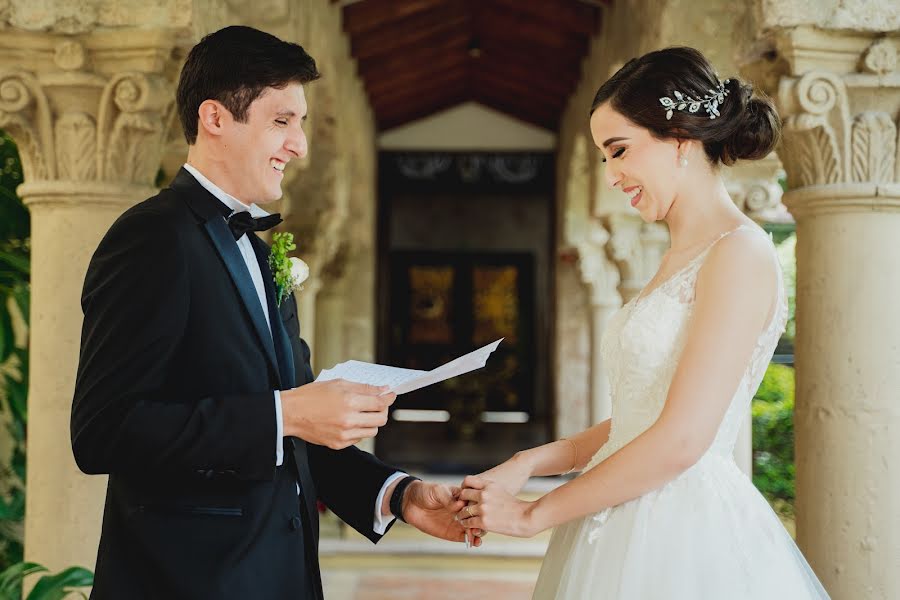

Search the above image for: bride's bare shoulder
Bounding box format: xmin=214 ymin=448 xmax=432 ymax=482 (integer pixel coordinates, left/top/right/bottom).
xmin=695 ymin=225 xmax=779 ymax=317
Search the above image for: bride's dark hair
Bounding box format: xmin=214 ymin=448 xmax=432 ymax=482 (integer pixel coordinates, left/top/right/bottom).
xmin=590 ymin=47 xmax=780 ymax=166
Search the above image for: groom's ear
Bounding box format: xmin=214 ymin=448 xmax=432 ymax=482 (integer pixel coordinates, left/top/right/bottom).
xmin=197 ymin=100 xmax=228 ymax=138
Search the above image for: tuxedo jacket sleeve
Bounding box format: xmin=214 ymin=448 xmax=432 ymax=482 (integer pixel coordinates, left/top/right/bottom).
xmin=71 ymin=200 xmax=277 ymax=481
xmin=279 ymin=294 xmax=400 ymax=543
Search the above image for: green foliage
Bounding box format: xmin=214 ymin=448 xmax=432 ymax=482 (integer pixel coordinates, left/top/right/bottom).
xmin=0 ymin=562 xmax=92 ymax=600
xmin=268 ymin=232 xmax=296 ymax=306
xmin=0 ymin=131 xmax=28 ymax=572
xmin=0 ymin=133 xmax=28 ymax=245
xmin=752 ymin=363 xmax=795 ymax=504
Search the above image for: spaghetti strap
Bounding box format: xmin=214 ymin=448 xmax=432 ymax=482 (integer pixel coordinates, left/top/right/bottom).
xmin=633 ymin=224 xmax=757 ymax=305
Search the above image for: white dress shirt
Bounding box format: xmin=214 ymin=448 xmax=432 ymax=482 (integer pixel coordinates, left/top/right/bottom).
xmin=183 ymin=164 xmax=401 ymax=534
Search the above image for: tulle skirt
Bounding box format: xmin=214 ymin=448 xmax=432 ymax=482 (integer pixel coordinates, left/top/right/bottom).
xmin=532 ymin=453 xmax=830 ymax=599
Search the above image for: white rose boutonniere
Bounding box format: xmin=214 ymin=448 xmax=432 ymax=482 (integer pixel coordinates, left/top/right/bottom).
xmin=289 ymin=257 xmax=309 ymax=290
xmin=268 ymin=232 xmax=309 ymax=306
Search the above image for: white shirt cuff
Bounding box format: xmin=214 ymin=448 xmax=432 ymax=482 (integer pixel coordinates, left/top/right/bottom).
xmin=374 ymin=471 xmax=407 ymax=535
xmin=274 ymin=390 xmax=284 ymax=467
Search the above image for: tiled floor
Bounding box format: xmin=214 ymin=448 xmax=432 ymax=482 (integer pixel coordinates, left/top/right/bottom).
xmin=320 ymin=521 xmax=545 ymax=600
xmin=323 ymin=569 xmax=538 ymax=600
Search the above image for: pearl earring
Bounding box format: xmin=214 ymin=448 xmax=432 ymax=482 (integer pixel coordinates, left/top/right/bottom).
xmin=679 ymin=155 xmax=688 ymax=168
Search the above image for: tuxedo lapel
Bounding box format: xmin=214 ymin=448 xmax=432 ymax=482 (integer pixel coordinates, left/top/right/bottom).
xmin=175 ymin=168 xmax=281 ymax=386
xmin=204 ymin=219 xmax=282 ymax=388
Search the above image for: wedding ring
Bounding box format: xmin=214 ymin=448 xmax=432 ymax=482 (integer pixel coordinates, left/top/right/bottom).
xmin=465 ymin=505 xmax=474 ymax=518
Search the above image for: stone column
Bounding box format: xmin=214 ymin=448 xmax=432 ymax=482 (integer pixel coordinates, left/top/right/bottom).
xmin=0 ymin=27 xmax=179 ymax=571
xmin=576 ymin=221 xmax=621 ymax=424
xmin=556 ymin=135 xmax=598 ymax=437
xmin=772 ymin=28 xmax=900 ymax=599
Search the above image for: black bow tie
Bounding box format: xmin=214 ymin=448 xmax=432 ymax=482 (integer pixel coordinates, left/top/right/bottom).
xmin=227 ymin=211 xmax=283 ymax=240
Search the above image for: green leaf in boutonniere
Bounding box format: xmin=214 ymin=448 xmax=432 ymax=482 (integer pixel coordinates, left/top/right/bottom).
xmin=268 ymin=232 xmax=310 ymax=307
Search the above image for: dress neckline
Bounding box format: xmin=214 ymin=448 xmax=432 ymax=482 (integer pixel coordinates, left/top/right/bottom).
xmin=632 ymin=224 xmax=752 ymax=307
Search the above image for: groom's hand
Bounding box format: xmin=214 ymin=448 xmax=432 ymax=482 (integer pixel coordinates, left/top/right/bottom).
xmin=401 ymin=481 xmax=483 ymax=547
xmin=281 ymin=380 xmax=396 ymax=449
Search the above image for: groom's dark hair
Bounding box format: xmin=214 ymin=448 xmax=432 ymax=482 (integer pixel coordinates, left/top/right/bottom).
xmin=177 ymin=25 xmax=320 ymax=145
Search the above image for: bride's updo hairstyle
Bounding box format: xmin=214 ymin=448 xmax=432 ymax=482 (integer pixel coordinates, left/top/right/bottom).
xmin=590 ymin=47 xmax=780 ymax=167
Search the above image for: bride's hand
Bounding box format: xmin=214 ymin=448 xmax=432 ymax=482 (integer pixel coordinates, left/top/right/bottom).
xmin=472 ymin=453 xmax=534 ymax=496
xmin=457 ymin=475 xmax=540 ymax=538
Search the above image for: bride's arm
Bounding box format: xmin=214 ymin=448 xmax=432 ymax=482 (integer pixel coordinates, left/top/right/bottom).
xmin=516 ymin=419 xmax=612 ymax=477
xmin=460 ymin=231 xmax=779 ymax=537
xmin=471 ymin=420 xmax=611 ymax=497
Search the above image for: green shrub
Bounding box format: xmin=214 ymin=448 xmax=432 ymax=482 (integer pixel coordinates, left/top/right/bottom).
xmin=0 ymin=562 xmax=92 ymax=600
xmin=0 ymin=131 xmax=28 ymax=571
xmin=752 ymin=363 xmax=795 ymax=504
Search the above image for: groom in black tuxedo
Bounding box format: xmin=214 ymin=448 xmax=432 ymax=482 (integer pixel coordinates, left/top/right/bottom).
xmin=71 ymin=26 xmax=474 ymax=600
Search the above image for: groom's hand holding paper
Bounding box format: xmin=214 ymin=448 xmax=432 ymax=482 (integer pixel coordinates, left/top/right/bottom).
xmin=316 ymin=338 xmax=503 ymax=396
xmin=280 ymin=380 xmax=396 ymax=450
xmin=313 ymin=338 xmax=502 ymax=550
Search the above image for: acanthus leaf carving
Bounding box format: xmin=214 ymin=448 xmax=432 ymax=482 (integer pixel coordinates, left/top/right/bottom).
xmin=55 ymin=112 xmax=97 ymax=181
xmin=896 ymin=119 xmax=900 ymax=184
xmin=776 ymin=68 xmax=900 ymax=190
xmin=851 ymin=112 xmax=896 ymax=185
xmin=0 ymin=70 xmax=54 ymax=180
xmin=106 ymin=112 xmax=166 ymax=183
xmin=781 ymin=117 xmax=842 ymax=188
xmin=97 ymin=72 xmax=173 ymax=185
xmin=776 ymin=70 xmax=851 ymax=189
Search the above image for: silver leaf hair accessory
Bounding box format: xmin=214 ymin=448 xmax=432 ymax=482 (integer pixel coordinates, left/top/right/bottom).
xmin=659 ymin=79 xmax=730 ymax=120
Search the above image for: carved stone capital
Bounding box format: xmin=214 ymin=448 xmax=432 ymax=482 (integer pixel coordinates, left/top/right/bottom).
xmin=770 ymin=29 xmax=900 ymax=218
xmin=725 ymin=153 xmax=790 ymax=223
xmin=607 ymin=213 xmax=668 ymax=302
xmin=0 ymin=29 xmax=180 ymax=193
xmin=574 ymin=219 xmax=621 ymax=309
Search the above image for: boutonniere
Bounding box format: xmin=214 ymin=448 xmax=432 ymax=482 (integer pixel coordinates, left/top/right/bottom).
xmin=269 ymin=232 xmax=309 ymax=306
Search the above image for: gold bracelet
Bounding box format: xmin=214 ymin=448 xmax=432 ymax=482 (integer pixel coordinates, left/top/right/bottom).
xmin=561 ymin=438 xmax=578 ymax=474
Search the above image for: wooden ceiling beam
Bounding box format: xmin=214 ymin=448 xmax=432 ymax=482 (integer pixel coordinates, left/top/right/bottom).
xmin=371 ymin=69 xmax=469 ymax=109
xmin=483 ymin=0 xmax=600 ymax=36
xmin=473 ymin=4 xmax=587 ymax=54
xmin=351 ymin=4 xmax=471 ymax=61
xmin=356 ymin=33 xmax=470 ymax=78
xmin=369 ymin=66 xmax=470 ymax=107
xmin=471 ymin=71 xmax=561 ymax=112
xmin=474 ymin=57 xmax=576 ymax=98
xmin=366 ymin=57 xmax=470 ymax=98
xmin=473 ymin=42 xmax=582 ymax=86
xmin=342 ymin=0 xmax=451 ymax=35
xmin=474 ymin=39 xmax=587 ymax=78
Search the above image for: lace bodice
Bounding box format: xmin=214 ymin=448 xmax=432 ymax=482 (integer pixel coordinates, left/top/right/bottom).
xmin=586 ymin=225 xmax=788 ymax=470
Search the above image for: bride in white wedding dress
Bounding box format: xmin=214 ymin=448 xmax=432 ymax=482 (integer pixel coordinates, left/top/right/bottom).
xmin=456 ymin=47 xmax=830 ymax=599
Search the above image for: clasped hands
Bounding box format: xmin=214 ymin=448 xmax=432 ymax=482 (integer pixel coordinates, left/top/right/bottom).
xmin=280 ymin=379 xmax=482 ymax=546
xmin=393 ymin=465 xmax=539 ymax=550
xmin=454 ymin=456 xmax=542 ymax=541
xmin=280 ymin=380 xmax=537 ymax=545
